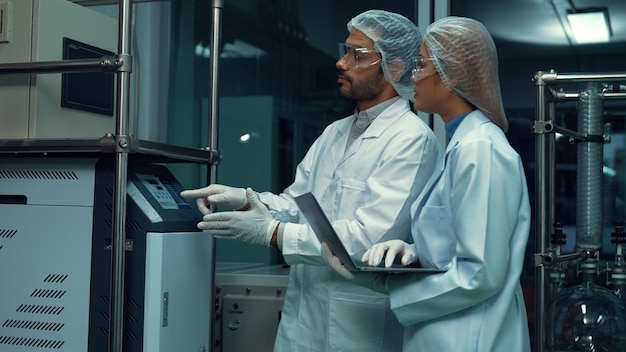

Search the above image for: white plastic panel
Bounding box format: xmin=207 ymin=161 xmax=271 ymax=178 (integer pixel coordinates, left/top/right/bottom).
xmin=143 ymin=232 xmax=214 ymax=352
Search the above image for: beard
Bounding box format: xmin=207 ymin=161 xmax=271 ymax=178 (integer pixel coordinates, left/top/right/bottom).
xmin=338 ymin=68 xmax=387 ymax=101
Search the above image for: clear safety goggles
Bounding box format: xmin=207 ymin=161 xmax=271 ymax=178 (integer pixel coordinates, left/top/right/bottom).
xmin=338 ymin=42 xmax=381 ymax=69
xmin=411 ymin=56 xmax=437 ymax=81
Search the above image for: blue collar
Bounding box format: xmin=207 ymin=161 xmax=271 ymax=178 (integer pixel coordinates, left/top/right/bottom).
xmin=445 ymin=112 xmax=471 ymax=137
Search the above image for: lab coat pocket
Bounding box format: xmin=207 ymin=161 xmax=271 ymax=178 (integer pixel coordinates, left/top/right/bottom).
xmin=418 ymin=205 xmax=455 ymax=267
xmin=328 ymin=288 xmax=386 ymax=352
xmin=336 ymin=179 xmax=367 ymax=217
xmin=340 ymin=179 xmax=367 ymax=191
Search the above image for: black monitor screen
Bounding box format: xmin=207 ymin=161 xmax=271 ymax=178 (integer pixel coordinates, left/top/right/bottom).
xmin=61 ymin=37 xmax=115 ymax=116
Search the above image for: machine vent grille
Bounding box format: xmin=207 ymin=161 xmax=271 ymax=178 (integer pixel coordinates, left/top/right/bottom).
xmin=99 ymin=310 xmax=109 ymax=321
xmin=43 ymin=275 xmax=68 ymax=284
xmin=2 ymin=319 xmax=64 ymax=332
xmin=95 ymin=296 xmax=140 ymax=340
xmin=97 ymin=326 xmax=109 ymax=337
xmin=104 ymin=217 xmax=143 ymax=231
xmin=94 ymin=325 xmax=139 ymax=340
xmin=124 ymin=328 xmax=138 ymax=340
xmin=103 ymin=195 xmax=144 ymax=231
xmin=0 ymin=336 xmax=65 ymax=349
xmin=0 ymin=229 xmax=17 ymax=238
xmin=127 ymin=219 xmax=142 ymax=230
xmin=30 ymin=289 xmax=67 ymax=299
xmin=0 ymin=276 xmax=69 ymax=349
xmin=0 ymin=169 xmax=78 ymax=180
xmin=16 ymin=304 xmax=65 ymax=315
xmin=126 ymin=297 xmax=139 ymax=308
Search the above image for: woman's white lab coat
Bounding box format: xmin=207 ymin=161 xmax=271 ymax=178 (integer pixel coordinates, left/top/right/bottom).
xmin=387 ymin=111 xmax=531 ymax=351
xmin=259 ymin=98 xmax=442 ymax=352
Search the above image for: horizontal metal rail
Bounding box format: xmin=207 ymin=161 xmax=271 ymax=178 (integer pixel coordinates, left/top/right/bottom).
xmin=536 ymin=71 xmax=626 ymax=85
xmin=0 ymin=57 xmax=123 ymax=75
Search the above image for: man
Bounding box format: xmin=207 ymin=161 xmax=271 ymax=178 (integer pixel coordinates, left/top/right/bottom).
xmin=181 ymin=10 xmax=441 ymax=351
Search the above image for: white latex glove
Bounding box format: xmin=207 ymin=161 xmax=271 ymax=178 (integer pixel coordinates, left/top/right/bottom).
xmin=180 ymin=184 xmax=248 ymax=215
xmin=321 ymin=243 xmax=389 ymax=293
xmin=197 ymin=188 xmax=278 ymax=247
xmin=361 ymin=240 xmax=417 ymax=268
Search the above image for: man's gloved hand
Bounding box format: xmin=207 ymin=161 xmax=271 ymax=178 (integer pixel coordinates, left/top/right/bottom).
xmin=180 ymin=184 xmax=248 ymax=215
xmin=361 ymin=240 xmax=417 ymax=268
xmin=197 ymin=188 xmax=278 ymax=247
xmin=321 ymin=243 xmax=389 ymax=293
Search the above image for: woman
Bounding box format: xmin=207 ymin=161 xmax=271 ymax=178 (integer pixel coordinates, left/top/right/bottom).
xmin=322 ymin=17 xmax=531 ymax=351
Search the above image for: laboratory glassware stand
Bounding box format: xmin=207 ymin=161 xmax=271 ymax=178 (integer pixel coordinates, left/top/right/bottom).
xmin=532 ymin=70 xmax=626 ymax=352
xmin=0 ymin=0 xmax=224 ymax=351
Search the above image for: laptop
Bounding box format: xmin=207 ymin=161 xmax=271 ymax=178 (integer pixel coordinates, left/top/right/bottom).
xmin=294 ymin=192 xmax=446 ymax=274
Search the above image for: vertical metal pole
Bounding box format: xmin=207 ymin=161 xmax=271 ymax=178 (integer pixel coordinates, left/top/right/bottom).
xmin=415 ymin=0 xmax=434 ymax=132
xmin=208 ymin=0 xmax=223 ymax=350
xmin=546 ymin=97 xmax=557 ymax=299
xmin=415 ymin=0 xmax=449 ymax=147
xmin=533 ymin=70 xmax=554 ymax=352
xmin=110 ymin=0 xmax=133 ymax=351
xmin=533 ymin=71 xmax=545 ymax=352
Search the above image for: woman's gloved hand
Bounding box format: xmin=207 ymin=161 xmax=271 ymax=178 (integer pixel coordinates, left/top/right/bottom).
xmin=180 ymin=183 xmax=248 ymax=215
xmin=361 ymin=239 xmax=417 ymax=268
xmin=197 ymin=188 xmax=278 ymax=247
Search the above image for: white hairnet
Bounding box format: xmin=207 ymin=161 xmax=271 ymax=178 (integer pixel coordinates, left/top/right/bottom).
xmin=424 ymin=17 xmax=508 ymax=132
xmin=347 ymin=10 xmax=422 ymax=101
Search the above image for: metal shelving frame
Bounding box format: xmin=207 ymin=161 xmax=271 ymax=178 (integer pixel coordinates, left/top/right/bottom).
xmin=0 ymin=1 xmax=224 ymax=351
xmin=532 ymin=69 xmax=626 ymax=352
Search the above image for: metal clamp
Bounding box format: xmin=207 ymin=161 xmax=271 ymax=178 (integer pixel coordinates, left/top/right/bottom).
xmin=534 ymin=252 xmax=554 ymax=267
xmin=202 ymin=147 xmax=223 ymax=164
xmin=104 ymin=238 xmax=134 ymax=251
xmin=101 ymin=54 xmax=132 ymax=73
xmin=100 ymin=134 xmax=136 ymax=153
xmin=532 ymin=120 xmax=555 ymax=134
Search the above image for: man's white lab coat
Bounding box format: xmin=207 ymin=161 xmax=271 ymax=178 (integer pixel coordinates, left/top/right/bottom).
xmin=259 ymin=98 xmax=442 ymax=352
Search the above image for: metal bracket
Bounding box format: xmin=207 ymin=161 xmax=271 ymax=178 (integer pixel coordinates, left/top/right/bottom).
xmin=533 ymin=121 xmax=611 ymax=144
xmin=552 ymin=124 xmax=611 ymax=144
xmin=203 ymin=147 xmax=223 ymax=165
xmin=535 ymin=250 xmax=591 ymax=267
xmin=533 ymin=70 xmax=558 ymax=86
xmin=100 ymin=133 xmax=136 ymax=153
xmin=532 ymin=120 xmax=555 ymax=134
xmin=569 ymin=133 xmax=611 ymax=144
xmin=534 ymin=252 xmax=554 ymax=267
xmin=104 ymin=238 xmax=134 ymax=251
xmin=101 ymin=54 xmax=132 ymax=73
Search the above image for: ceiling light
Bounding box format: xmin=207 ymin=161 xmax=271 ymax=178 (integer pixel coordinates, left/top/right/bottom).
xmin=566 ymin=8 xmax=612 ymax=44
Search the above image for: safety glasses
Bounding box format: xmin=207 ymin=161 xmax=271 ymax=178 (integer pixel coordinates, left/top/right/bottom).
xmin=411 ymin=56 xmax=437 ymax=81
xmin=338 ymin=42 xmax=382 ymax=69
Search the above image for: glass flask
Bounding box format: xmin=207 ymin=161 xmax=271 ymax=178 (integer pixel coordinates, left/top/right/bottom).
xmin=546 ymin=268 xmax=626 ymax=352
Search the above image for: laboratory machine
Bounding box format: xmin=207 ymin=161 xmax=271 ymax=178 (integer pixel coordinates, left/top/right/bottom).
xmin=0 ymin=0 xmax=117 ymax=139
xmin=0 ymin=157 xmax=213 ymax=352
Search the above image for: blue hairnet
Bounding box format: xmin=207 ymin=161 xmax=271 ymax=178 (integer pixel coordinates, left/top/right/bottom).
xmin=347 ymin=10 xmax=422 ymax=101
xmin=424 ymin=17 xmax=508 ymax=131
